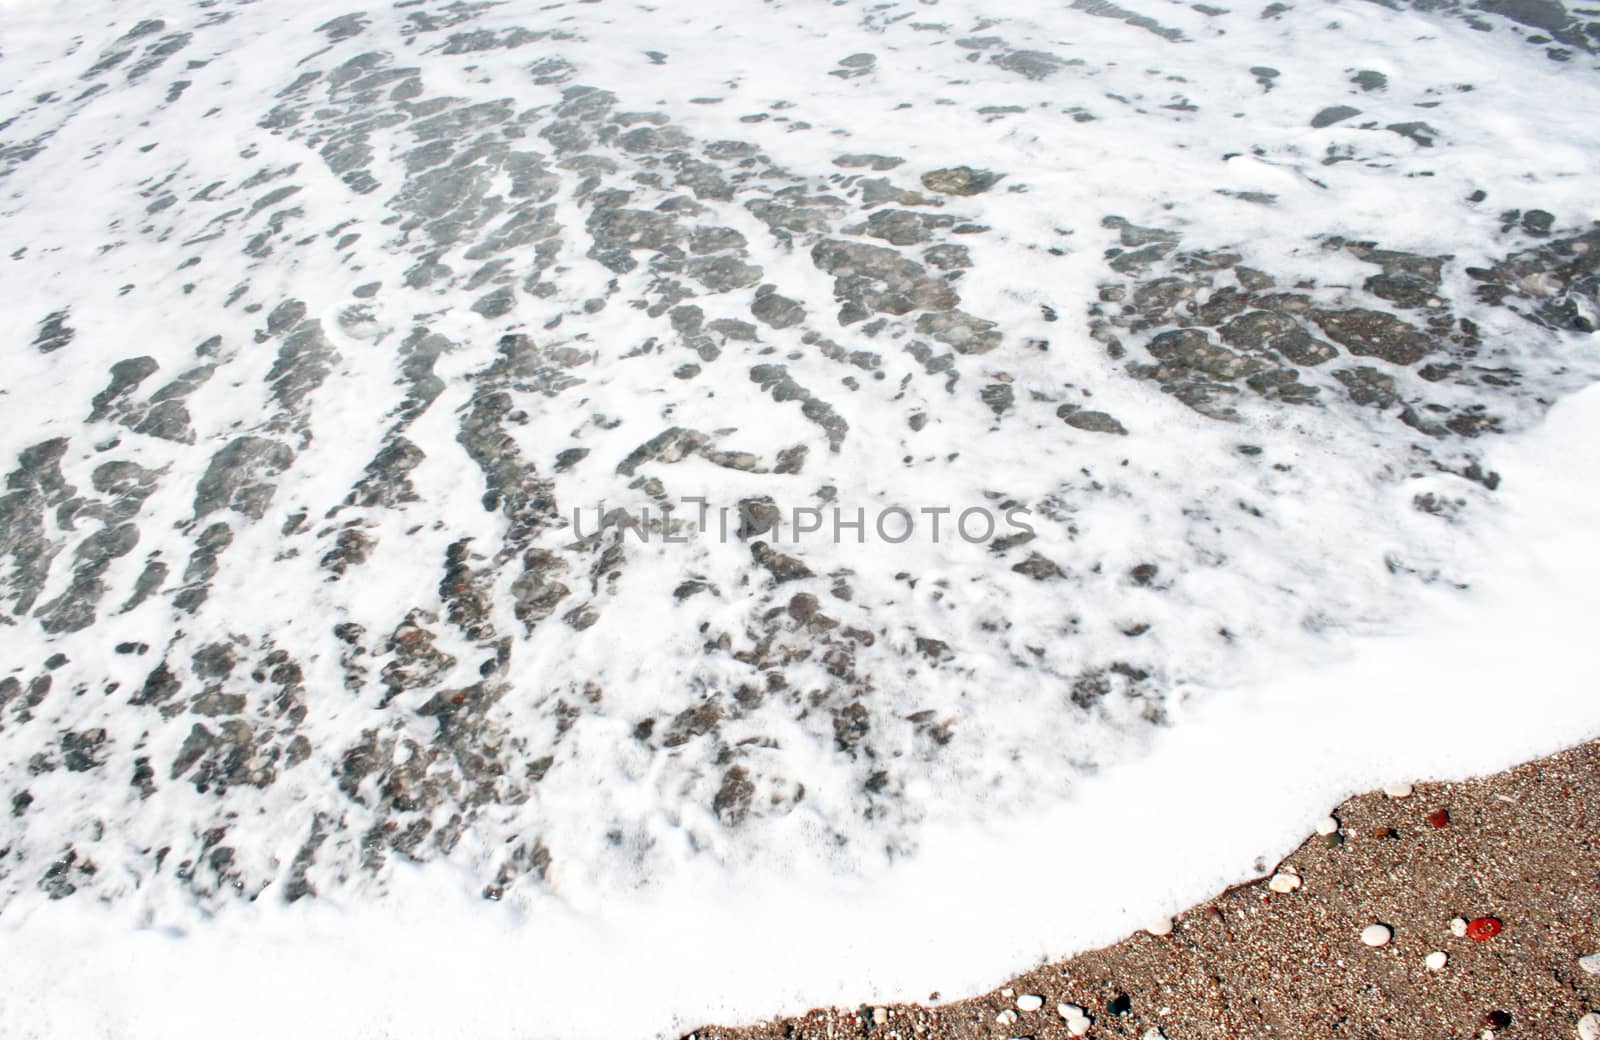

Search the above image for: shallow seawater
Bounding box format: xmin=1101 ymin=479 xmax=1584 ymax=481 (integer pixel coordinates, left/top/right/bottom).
xmin=0 ymin=0 xmax=1598 ymax=1035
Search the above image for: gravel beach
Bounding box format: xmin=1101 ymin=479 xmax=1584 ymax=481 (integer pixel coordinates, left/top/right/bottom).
xmin=689 ymin=739 xmax=1600 ymax=1040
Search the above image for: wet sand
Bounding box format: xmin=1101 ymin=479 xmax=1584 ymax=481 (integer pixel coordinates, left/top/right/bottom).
xmin=689 ymin=739 xmax=1600 ymax=1039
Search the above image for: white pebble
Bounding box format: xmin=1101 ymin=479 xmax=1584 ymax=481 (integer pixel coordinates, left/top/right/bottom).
xmin=871 ymin=1008 xmax=888 ymax=1026
xmin=1520 ymin=271 xmax=1565 ymax=297
xmin=1361 ymin=923 xmax=1393 ymax=947
xmin=1058 ymin=1003 xmax=1093 ymax=1036
xmin=995 ymin=1008 xmax=1018 ymax=1025
xmin=1144 ymin=1030 xmax=1169 ymax=1040
xmin=1268 ymin=872 xmax=1302 ymax=894
xmin=1016 ymin=994 xmax=1043 ymax=1013
xmin=1579 ymin=953 xmax=1600 ymax=976
xmin=1146 ymin=917 xmax=1173 ymax=936
xmin=1315 ymin=816 xmax=1340 ymax=836
xmin=1577 ymin=1011 xmax=1600 ymax=1040
xmin=1450 ymin=916 xmax=1470 ymax=937
xmin=1383 ymin=782 xmax=1414 ymax=799
xmin=1425 ymin=951 xmax=1448 ymax=971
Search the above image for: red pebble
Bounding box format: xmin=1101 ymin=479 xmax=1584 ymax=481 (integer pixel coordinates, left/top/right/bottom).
xmin=1466 ymin=916 xmax=1503 ymax=941
xmin=1428 ymin=808 xmax=1451 ymax=828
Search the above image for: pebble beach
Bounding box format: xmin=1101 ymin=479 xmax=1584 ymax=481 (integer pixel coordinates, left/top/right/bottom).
xmin=690 ymin=739 xmax=1600 ymax=1040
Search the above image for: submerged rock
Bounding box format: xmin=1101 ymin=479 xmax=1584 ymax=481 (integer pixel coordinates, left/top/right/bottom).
xmin=1311 ymin=104 xmax=1361 ymax=128
xmin=1309 ymin=309 xmax=1433 ymax=366
xmin=920 ymin=166 xmax=1004 ymax=196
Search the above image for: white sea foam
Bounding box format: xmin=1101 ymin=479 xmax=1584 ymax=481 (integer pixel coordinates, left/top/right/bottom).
xmin=1 ymin=0 xmax=1598 ymax=1035
xmin=4 ymin=381 xmax=1599 ymax=1040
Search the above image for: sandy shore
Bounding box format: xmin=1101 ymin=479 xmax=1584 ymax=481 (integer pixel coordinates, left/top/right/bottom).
xmin=687 ymin=740 xmax=1600 ymax=1040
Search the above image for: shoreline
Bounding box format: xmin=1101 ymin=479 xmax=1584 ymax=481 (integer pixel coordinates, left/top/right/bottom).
xmin=688 ymin=739 xmax=1600 ymax=1039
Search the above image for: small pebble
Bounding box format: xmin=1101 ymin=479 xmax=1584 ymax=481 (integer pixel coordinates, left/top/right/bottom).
xmin=871 ymin=1008 xmax=888 ymax=1026
xmin=1577 ymin=1011 xmax=1600 ymax=1040
xmin=1467 ymin=916 xmax=1503 ymax=941
xmin=1146 ymin=917 xmax=1173 ymax=936
xmin=1016 ymin=994 xmax=1043 ymax=1013
xmin=1315 ymin=816 xmax=1340 ymax=836
xmin=1427 ymin=807 xmax=1451 ymax=828
xmin=1425 ymin=951 xmax=1449 ymax=971
xmin=1578 ymin=953 xmax=1600 ymax=975
xmin=1143 ymin=1030 xmax=1168 ymax=1040
xmin=1450 ymin=916 xmax=1470 ymax=937
xmin=1486 ymin=1010 xmax=1511 ymax=1029
xmin=1384 ymin=782 xmax=1414 ymax=798
xmin=1268 ymin=872 xmax=1302 ymax=894
xmin=995 ymin=1009 xmax=1018 ymax=1025
xmin=1057 ymin=1004 xmax=1092 ymax=1036
xmin=1361 ymin=923 xmax=1393 ymax=947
